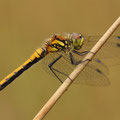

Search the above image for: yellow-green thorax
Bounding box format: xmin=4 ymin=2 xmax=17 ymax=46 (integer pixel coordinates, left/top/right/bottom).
xmin=45 ymin=33 xmax=84 ymax=53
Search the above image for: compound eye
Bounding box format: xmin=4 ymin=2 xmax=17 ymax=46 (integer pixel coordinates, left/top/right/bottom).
xmin=71 ymin=33 xmax=80 ymax=39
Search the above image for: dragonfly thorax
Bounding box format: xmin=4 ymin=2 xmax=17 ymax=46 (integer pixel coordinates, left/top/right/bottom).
xmin=45 ymin=33 xmax=84 ymax=53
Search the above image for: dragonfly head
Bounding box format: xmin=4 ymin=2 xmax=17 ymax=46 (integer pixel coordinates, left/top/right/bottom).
xmin=70 ymin=33 xmax=84 ymax=50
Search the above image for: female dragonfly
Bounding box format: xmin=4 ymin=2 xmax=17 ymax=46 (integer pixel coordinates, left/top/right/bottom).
xmin=0 ymin=33 xmax=120 ymax=90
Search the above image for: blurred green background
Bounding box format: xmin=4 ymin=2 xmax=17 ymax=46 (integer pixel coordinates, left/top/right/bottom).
xmin=0 ymin=0 xmax=120 ymax=120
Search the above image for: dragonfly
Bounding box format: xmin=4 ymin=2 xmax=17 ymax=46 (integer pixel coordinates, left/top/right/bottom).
xmin=0 ymin=33 xmax=120 ymax=90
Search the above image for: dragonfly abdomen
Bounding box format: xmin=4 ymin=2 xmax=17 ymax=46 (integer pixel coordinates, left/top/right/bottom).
xmin=0 ymin=48 xmax=47 ymax=91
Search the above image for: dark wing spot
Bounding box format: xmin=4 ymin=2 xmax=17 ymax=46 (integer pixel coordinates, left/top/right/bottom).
xmin=116 ymin=36 xmax=120 ymax=39
xmin=95 ymin=58 xmax=102 ymax=63
xmin=116 ymin=43 xmax=120 ymax=47
xmin=96 ymin=68 xmax=103 ymax=74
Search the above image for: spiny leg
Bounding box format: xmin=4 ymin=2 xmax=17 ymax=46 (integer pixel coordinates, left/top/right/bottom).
xmin=48 ymin=54 xmax=72 ymax=83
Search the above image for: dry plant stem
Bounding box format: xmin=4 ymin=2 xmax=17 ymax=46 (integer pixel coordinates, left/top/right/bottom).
xmin=33 ymin=16 xmax=120 ymax=120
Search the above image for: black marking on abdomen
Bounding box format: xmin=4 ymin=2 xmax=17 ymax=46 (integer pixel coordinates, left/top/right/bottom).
xmin=0 ymin=48 xmax=46 ymax=90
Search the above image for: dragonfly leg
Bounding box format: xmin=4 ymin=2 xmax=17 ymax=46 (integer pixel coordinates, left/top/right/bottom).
xmin=70 ymin=52 xmax=92 ymax=65
xmin=48 ymin=54 xmax=72 ymax=83
xmin=72 ymin=50 xmax=90 ymax=56
xmin=72 ymin=50 xmax=107 ymax=67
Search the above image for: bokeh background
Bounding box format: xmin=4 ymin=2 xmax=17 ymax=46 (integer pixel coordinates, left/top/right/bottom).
xmin=0 ymin=0 xmax=120 ymax=120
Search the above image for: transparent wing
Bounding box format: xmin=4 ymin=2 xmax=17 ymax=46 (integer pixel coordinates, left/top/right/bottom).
xmin=42 ymin=36 xmax=120 ymax=86
xmin=42 ymin=51 xmax=110 ymax=86
xmin=81 ymin=36 xmax=120 ymax=59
